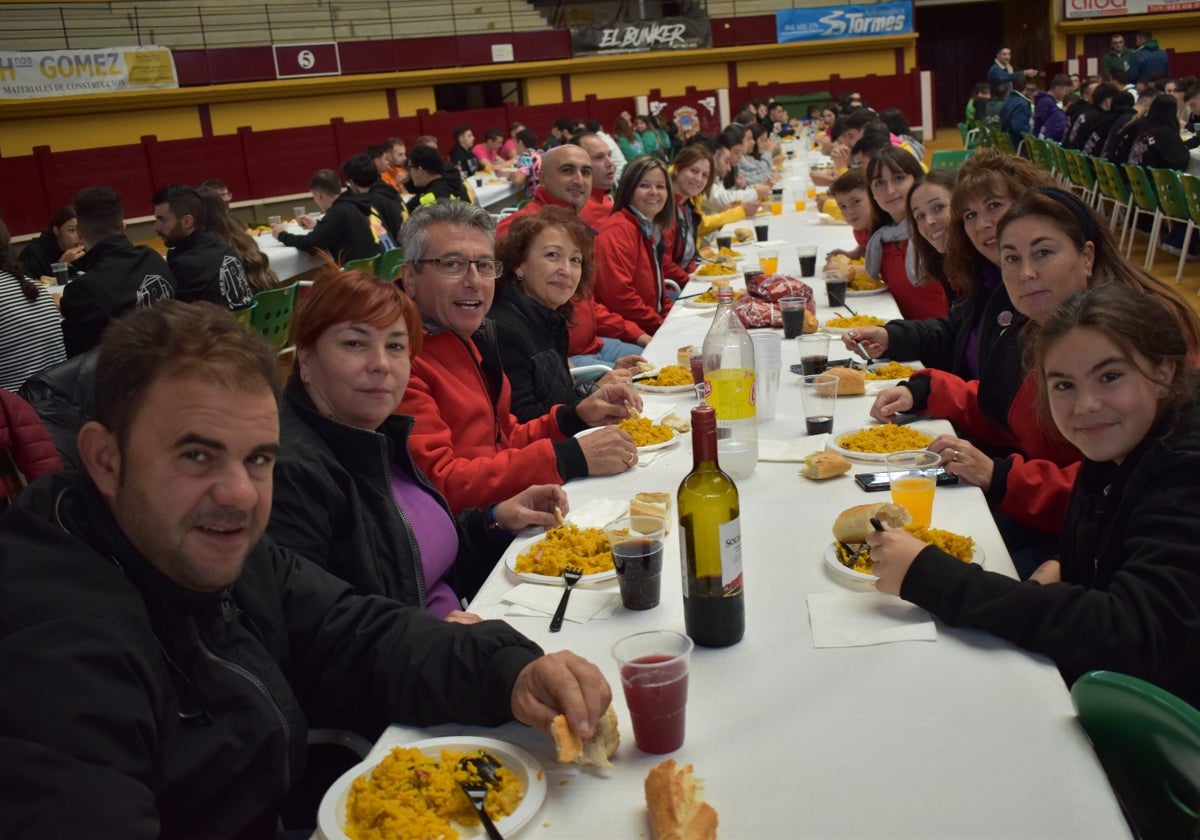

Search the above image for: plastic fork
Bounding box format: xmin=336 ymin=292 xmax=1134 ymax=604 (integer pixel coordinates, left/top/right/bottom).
xmin=549 ymin=565 xmax=583 ymax=632
xmin=458 ymin=779 xmax=505 ymax=840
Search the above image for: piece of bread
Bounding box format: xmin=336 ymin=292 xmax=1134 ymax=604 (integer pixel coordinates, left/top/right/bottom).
xmin=677 ymin=345 xmax=698 ymax=367
xmin=645 ymin=759 xmax=719 ymax=840
xmin=800 ymin=450 xmax=852 ymax=480
xmin=551 ymin=706 xmax=620 ymax=769
xmin=826 ymin=366 xmax=866 ymax=395
xmin=659 ymin=412 xmax=691 ymax=433
xmin=631 ymin=491 xmax=673 ymax=533
xmin=636 ymin=360 xmax=656 ymax=374
xmin=733 ymin=227 xmax=753 ymax=243
xmin=803 ymin=309 xmax=819 ymax=334
xmin=832 ymin=502 xmax=912 ymax=544
xmin=825 ymin=253 xmax=852 ymax=268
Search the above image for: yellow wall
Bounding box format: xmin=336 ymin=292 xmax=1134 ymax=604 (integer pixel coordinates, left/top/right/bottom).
xmin=209 ymin=91 xmax=386 ymax=134
xmin=523 ymin=75 xmax=562 ymax=107
xmin=2 ymin=106 xmax=199 ymax=153
xmin=394 ymin=87 xmax=437 ymax=118
xmin=570 ymin=62 xmax=729 ymax=99
xmin=737 ymin=49 xmax=898 ymax=86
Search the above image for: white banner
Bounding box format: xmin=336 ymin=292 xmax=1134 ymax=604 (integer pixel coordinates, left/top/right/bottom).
xmin=1065 ymin=0 xmax=1200 ymax=18
xmin=0 ymin=46 xmax=178 ymax=99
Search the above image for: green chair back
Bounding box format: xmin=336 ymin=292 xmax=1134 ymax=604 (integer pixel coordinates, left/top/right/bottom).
xmin=987 ymin=127 xmax=1015 ymax=155
xmin=1094 ymin=158 xmax=1130 ymax=205
xmin=957 ymin=122 xmax=969 ymax=145
xmin=232 ymin=299 xmax=258 ymax=327
xmin=249 ymin=282 xmax=299 ymax=350
xmin=378 ymin=247 xmax=405 ymax=281
xmin=1181 ymin=174 xmax=1200 ymax=227
xmin=343 ymin=255 xmax=381 ymax=275
xmin=1068 ymin=151 xmax=1097 ymax=192
xmin=1071 ymin=670 xmax=1200 ymax=839
xmin=1149 ymin=167 xmax=1191 ymax=220
xmin=930 ymin=149 xmax=973 ymax=170
xmin=1047 ymin=142 xmax=1072 ymax=181
xmin=1123 ymin=164 xmax=1160 ymax=213
xmin=1021 ymin=135 xmax=1045 ymax=171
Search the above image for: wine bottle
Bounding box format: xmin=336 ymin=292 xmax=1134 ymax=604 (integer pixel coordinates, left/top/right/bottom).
xmin=677 ymin=405 xmax=745 ymax=647
xmin=702 ymin=285 xmax=757 ymax=479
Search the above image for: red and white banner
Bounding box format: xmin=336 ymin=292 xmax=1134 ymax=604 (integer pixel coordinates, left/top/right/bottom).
xmin=1065 ymin=0 xmax=1200 ymax=18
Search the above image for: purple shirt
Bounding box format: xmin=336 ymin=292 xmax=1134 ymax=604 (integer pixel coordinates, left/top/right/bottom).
xmin=390 ymin=465 xmax=460 ymax=618
xmin=963 ymin=263 xmax=1002 ymax=378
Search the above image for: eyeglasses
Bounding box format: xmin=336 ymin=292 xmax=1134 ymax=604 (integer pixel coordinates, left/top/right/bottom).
xmin=412 ymin=257 xmax=503 ymax=279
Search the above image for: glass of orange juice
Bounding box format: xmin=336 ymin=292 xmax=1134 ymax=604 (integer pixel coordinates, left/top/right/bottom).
xmin=884 ymin=450 xmax=941 ymax=527
xmin=759 ymin=249 xmax=779 ymax=275
xmin=794 ymin=199 xmax=807 ymax=213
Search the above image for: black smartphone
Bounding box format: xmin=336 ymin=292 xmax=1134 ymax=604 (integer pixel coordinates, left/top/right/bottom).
xmin=854 ymin=468 xmax=959 ymax=492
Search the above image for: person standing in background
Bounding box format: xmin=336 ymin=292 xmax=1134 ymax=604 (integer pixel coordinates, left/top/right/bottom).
xmin=987 ymin=46 xmax=1038 ymax=89
xmin=1101 ymin=33 xmax=1133 ymax=81
xmin=1127 ymin=30 xmax=1170 ymax=86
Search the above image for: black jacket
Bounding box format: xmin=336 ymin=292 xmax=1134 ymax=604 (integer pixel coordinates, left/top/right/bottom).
xmin=269 ymin=377 xmax=510 ymax=604
xmin=1077 ymin=107 xmax=1124 ymax=157
xmin=0 ymin=471 xmax=542 ymax=837
xmin=60 ymin=235 xmax=175 ymax=357
xmin=488 ymin=285 xmax=595 ymax=422
xmin=901 ymin=403 xmax=1200 ymax=708
xmin=17 ymin=346 xmax=98 ymax=471
xmin=450 ymin=144 xmax=482 ymax=176
xmin=1126 ymin=124 xmax=1191 ymax=171
xmin=167 ymin=230 xmax=253 ymax=309
xmin=17 ymin=229 xmax=82 ymax=281
xmin=1063 ymin=101 xmax=1101 ymax=150
xmin=367 ymin=180 xmax=404 ymax=243
xmin=277 ymin=191 xmax=382 ymax=265
xmin=405 ymin=168 xmax=472 ymax=215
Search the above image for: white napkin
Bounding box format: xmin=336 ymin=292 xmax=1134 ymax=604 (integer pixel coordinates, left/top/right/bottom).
xmin=503 ymin=583 xmax=621 ymax=623
xmin=563 ymin=498 xmax=629 ymax=529
xmin=758 ymin=434 xmax=831 ymax=462
xmin=807 ymin=592 xmax=937 ymax=647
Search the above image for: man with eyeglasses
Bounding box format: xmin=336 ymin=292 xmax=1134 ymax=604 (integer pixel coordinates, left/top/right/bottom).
xmin=399 ymin=201 xmax=642 ymax=513
xmin=1101 ymin=34 xmax=1133 ymax=81
xmin=495 ymin=144 xmax=594 ymax=241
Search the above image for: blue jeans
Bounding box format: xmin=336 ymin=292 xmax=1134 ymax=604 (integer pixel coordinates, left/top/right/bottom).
xmin=570 ymin=336 xmax=645 ymax=368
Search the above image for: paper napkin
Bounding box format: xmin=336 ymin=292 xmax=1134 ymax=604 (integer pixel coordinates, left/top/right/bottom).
xmin=758 ymin=434 xmax=831 ymax=462
xmin=806 ymin=591 xmax=937 ymax=647
xmin=503 ymin=583 xmax=621 ymax=624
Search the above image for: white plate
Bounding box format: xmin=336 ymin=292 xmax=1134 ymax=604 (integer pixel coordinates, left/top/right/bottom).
xmin=684 ymin=297 xmax=720 ymax=309
xmin=825 ymin=425 xmax=937 ymax=462
xmin=822 ymin=319 xmax=888 ymax=336
xmin=690 ymin=271 xmax=740 ymax=284
xmin=318 ymin=736 xmax=548 ymax=840
xmin=504 ymin=529 xmax=617 ymax=585
xmin=824 ymin=542 xmax=984 ymax=584
xmin=846 ymin=286 xmax=889 ymax=297
xmin=638 ymin=429 xmax=679 ymax=453
xmin=633 ymin=373 xmax=697 ymax=394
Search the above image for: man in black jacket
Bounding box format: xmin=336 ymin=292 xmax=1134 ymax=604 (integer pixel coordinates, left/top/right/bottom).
xmin=0 ymin=300 xmax=610 ymax=837
xmin=60 ymin=186 xmax=175 ymax=358
xmin=341 ymin=152 xmax=403 ymax=246
xmin=405 ymin=144 xmax=472 ymax=215
xmin=272 ymin=169 xmax=382 ymax=265
xmin=152 ymin=182 xmax=253 ymax=309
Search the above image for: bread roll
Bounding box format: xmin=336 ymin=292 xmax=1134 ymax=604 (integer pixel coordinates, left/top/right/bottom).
xmin=733 ymin=227 xmax=753 ymax=243
xmin=800 ymin=450 xmax=852 ymax=480
xmin=552 ymin=706 xmax=620 ymax=768
xmin=677 ymin=345 xmax=698 ymax=367
xmin=832 ymin=502 xmax=912 ymax=544
xmin=826 ymin=366 xmax=865 ymax=395
xmin=803 ymin=309 xmax=819 ymax=334
xmin=645 ymin=759 xmax=718 ymax=840
xmin=631 ymin=492 xmax=672 ymax=533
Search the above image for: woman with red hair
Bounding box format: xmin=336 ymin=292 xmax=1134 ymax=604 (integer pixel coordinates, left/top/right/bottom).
xmin=267 ymin=268 xmax=566 ymax=619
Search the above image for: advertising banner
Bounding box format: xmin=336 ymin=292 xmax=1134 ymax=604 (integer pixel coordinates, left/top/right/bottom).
xmin=0 ymin=46 xmax=177 ymax=99
xmin=776 ymin=2 xmax=913 ymax=44
xmin=571 ymin=17 xmax=711 ymax=56
xmin=1065 ymin=0 xmax=1200 ymax=18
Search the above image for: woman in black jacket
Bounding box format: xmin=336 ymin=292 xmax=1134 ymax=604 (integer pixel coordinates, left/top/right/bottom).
xmin=868 ymin=284 xmax=1200 ymax=707
xmin=17 ymin=205 xmax=85 ymax=281
xmin=267 ymin=269 xmax=566 ymax=619
xmin=491 ymin=206 xmax=605 ymax=422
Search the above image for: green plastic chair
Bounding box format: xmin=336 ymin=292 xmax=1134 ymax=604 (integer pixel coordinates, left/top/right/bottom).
xmin=378 ymin=247 xmax=405 ymax=281
xmin=987 ymin=127 xmax=1016 ymax=155
xmin=1092 ymin=158 xmax=1133 ymax=251
xmin=1046 ymin=141 xmax=1073 ymax=187
xmin=343 ymin=254 xmax=381 ymax=276
xmin=1181 ymin=174 xmax=1200 ymax=296
xmin=1064 ymin=150 xmax=1099 ymax=207
xmin=1122 ymin=164 xmax=1161 ymax=265
xmin=1147 ymin=168 xmax=1194 ymax=281
xmin=930 ymin=149 xmax=973 ymax=170
xmin=231 ymin=299 xmax=257 ymax=327
xmin=1021 ymin=135 xmax=1046 ymax=173
xmin=249 ymin=282 xmax=299 ymax=351
xmin=1071 ymin=670 xmax=1200 ymax=839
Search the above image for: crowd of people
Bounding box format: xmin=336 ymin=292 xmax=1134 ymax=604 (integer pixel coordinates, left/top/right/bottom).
xmin=4 ymin=65 xmax=1200 ymax=832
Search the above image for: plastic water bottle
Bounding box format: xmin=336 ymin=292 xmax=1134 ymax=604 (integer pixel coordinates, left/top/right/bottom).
xmin=701 ymin=287 xmax=757 ymax=479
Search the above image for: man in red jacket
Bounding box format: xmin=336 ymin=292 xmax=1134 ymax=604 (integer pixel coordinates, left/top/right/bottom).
xmin=574 ymin=133 xmax=616 ymax=229
xmin=398 ymin=201 xmax=642 ymax=512
xmin=495 ymin=144 xmax=593 ymax=241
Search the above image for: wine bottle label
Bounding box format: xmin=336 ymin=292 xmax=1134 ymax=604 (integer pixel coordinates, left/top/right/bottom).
xmin=718 ymin=516 xmax=744 ymax=591
xmin=704 ymin=368 xmax=756 ymax=420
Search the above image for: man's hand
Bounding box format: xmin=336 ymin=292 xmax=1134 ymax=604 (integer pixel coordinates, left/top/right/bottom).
xmin=578 ymin=426 xmax=638 ymax=475
xmin=842 ymin=327 xmax=889 ymax=358
xmin=576 ymin=383 xmax=641 ymax=427
xmin=511 ymin=651 xmax=612 ymax=738
xmin=493 ymin=485 xmax=569 ymax=533
xmin=865 ymin=523 xmax=927 ymax=596
xmin=869 ymin=385 xmax=915 ymax=422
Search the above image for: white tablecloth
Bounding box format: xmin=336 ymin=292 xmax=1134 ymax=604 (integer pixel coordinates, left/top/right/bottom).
xmin=1189 ymin=145 xmax=1200 ymax=177
xmin=253 ymin=226 xmax=325 ymax=282
xmin=357 ymin=205 xmax=1127 ymax=839
xmin=474 ymin=178 xmax=524 ymax=213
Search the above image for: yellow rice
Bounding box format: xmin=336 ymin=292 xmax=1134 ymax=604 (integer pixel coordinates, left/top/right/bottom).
xmin=515 ymin=523 xmax=613 ymax=576
xmin=825 ymin=315 xmax=886 ymax=329
xmin=638 ymin=365 xmax=693 ymax=387
xmin=864 ymin=361 xmax=915 ymax=380
xmin=345 ymin=746 xmax=523 ymax=840
xmin=619 ymin=415 xmax=675 ymax=446
xmin=835 ymin=525 xmax=974 ymax=573
xmin=849 ymin=274 xmax=885 ymax=291
xmin=836 ymin=425 xmax=933 ymax=454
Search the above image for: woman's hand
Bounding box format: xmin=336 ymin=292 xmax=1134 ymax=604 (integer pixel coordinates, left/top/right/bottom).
xmin=596 ymin=368 xmax=632 ymax=388
xmin=740 ymin=199 xmax=763 ymax=218
xmin=1029 ymin=560 xmax=1062 ymax=585
xmin=869 ymin=386 xmax=914 ymax=422
xmin=444 ymin=610 xmax=483 ymax=624
xmin=829 ymin=144 xmax=851 ymax=170
xmin=865 ymin=522 xmax=927 ymax=596
xmin=613 ymin=355 xmax=648 ymax=371
xmin=927 ymin=435 xmax=995 ymax=492
xmin=577 ymin=426 xmax=638 ymax=475
xmin=842 ymin=327 xmax=889 ymax=358
xmin=60 ymin=244 xmax=86 ymax=264
xmin=576 ymin=383 xmax=641 ymax=426
xmin=493 ymin=484 xmax=569 ymax=532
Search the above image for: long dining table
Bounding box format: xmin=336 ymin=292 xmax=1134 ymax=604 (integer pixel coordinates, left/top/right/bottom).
xmin=334 ymin=205 xmax=1129 ymax=839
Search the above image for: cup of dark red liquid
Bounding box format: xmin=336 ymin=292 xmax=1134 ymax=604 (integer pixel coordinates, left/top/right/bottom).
xmin=716 ymin=234 xmax=733 ymax=251
xmin=801 ymin=373 xmax=838 ymax=435
xmin=612 ymin=630 xmax=693 ymax=754
xmin=605 ymin=514 xmax=666 ymax=610
xmin=796 ymin=246 xmax=818 ymax=278
xmin=754 ymin=222 xmax=769 ymax=242
xmin=687 ymin=348 xmax=705 ymax=401
xmin=780 ymin=296 xmax=808 ymax=340
xmin=797 ymin=332 xmax=830 ymax=375
xmin=824 ymin=269 xmax=849 ymax=307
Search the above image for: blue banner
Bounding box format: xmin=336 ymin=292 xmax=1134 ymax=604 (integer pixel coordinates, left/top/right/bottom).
xmin=776 ymin=1 xmax=913 ymax=44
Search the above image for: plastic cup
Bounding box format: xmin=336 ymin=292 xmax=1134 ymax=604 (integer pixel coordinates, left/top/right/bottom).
xmin=824 ymin=269 xmax=849 ymax=307
xmin=797 ymin=333 xmax=830 ymax=375
xmin=759 ymin=249 xmax=779 ymax=275
xmin=780 ymin=296 xmax=808 ymax=340
xmin=794 ymin=199 xmax=807 ymax=213
xmin=716 ymin=234 xmax=733 ymax=251
xmin=743 ymin=267 xmax=764 ymax=287
xmin=801 ymin=373 xmax=838 ymax=436
xmin=770 ymin=200 xmax=783 ymax=215
xmin=51 ymin=262 xmax=69 ymax=285
xmin=612 ymin=630 xmax=693 ymax=754
xmin=885 ymin=450 xmax=942 ymax=527
xmin=750 ymin=331 xmax=782 ymax=421
xmin=796 ymin=246 xmax=818 ymax=278
xmin=475 ymin=177 xmax=484 ymax=187
xmin=292 ymin=206 xmax=306 ymax=220
xmin=268 ymin=214 xmax=282 ymax=227
xmin=605 ymin=515 xmax=666 ymax=611
xmin=754 ymin=222 xmax=769 ymax=242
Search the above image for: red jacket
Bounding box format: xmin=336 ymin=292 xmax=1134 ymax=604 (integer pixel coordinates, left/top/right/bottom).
xmin=919 ymin=368 xmax=1080 ymax=533
xmin=568 ymin=297 xmax=645 ymax=356
xmin=495 ymin=187 xmax=575 ymax=242
xmin=579 ymin=189 xmax=613 ymax=230
xmin=0 ymin=389 xmax=63 ymax=502
xmin=594 ymin=208 xmax=674 ymax=335
xmin=879 ymin=238 xmax=949 ymax=321
xmin=398 ymin=325 xmax=588 ymax=512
